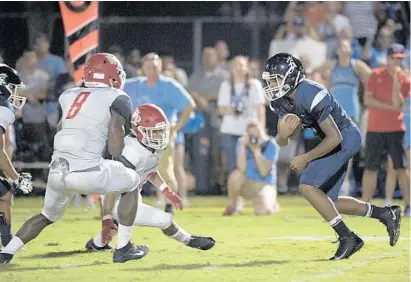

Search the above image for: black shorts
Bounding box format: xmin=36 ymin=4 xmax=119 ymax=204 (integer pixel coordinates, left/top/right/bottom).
xmin=364 ymin=131 xmax=408 ymax=171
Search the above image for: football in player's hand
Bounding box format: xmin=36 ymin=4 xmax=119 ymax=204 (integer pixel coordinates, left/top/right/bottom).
xmin=281 ymin=113 xmax=302 ymax=138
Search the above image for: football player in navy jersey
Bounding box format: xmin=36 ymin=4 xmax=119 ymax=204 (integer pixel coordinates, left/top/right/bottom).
xmin=0 ymin=64 xmax=33 ymax=250
xmin=262 ymin=53 xmax=402 ymax=260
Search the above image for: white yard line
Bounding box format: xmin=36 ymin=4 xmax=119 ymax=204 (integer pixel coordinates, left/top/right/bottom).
xmin=267 ymin=236 xmax=410 ymax=242
xmin=291 ymin=249 xmax=407 ymax=282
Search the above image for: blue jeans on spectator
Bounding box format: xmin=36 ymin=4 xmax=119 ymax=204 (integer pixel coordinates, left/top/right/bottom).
xmin=220 ymin=134 xmax=241 ymax=175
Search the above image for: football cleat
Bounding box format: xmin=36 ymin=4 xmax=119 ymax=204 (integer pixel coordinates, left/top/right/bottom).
xmin=0 ymin=253 xmax=13 ymax=264
xmin=113 ymin=242 xmax=149 ymax=263
xmin=330 ymin=232 xmax=364 ymax=260
xmin=85 ymin=239 xmax=112 ymax=251
xmin=379 ymin=205 xmax=402 ymax=246
xmin=187 ymin=236 xmax=215 ymax=251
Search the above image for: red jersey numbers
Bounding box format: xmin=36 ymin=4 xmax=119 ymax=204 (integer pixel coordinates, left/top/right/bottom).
xmin=66 ymin=92 xmax=91 ymax=119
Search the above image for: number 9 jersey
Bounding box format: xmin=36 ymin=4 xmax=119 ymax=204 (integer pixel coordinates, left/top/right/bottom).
xmin=53 ymin=86 xmax=132 ymax=171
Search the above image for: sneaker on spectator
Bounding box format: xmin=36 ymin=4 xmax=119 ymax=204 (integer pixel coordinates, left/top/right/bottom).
xmin=404 ymin=205 xmax=410 ymax=217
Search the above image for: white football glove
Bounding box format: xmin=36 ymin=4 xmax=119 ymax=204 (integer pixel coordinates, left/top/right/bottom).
xmin=11 ymin=173 xmax=33 ymax=196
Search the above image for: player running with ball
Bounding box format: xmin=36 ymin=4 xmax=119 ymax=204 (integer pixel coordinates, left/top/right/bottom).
xmin=263 ymin=53 xmax=402 ymax=260
xmin=85 ymin=104 xmax=215 ymax=256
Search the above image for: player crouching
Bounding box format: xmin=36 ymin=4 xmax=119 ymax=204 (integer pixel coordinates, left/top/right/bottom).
xmin=85 ymin=104 xmax=215 ymax=254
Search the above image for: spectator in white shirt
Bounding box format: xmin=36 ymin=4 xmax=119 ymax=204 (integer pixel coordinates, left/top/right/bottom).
xmin=217 ymin=56 xmax=266 ymax=176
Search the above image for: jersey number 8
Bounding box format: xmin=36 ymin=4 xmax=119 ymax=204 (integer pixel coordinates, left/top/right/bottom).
xmin=66 ymin=92 xmax=91 ymax=119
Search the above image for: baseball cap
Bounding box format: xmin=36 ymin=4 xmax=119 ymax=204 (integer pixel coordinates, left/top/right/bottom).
xmin=387 ymin=43 xmax=406 ymax=59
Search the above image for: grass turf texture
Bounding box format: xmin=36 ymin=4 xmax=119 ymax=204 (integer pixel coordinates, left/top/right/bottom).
xmin=1 ymin=196 xmax=409 ymax=282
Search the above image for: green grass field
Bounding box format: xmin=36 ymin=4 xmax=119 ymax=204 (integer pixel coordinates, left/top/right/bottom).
xmin=0 ymin=196 xmax=409 ymax=282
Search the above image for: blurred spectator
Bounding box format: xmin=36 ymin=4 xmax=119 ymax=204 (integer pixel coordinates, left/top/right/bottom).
xmin=124 ymin=49 xmax=141 ymax=78
xmin=344 ymin=2 xmax=378 ymax=48
xmin=32 ymin=34 xmax=66 ymax=82
xmin=161 ymin=58 xmax=190 ymax=204
xmin=275 ymin=17 xmax=316 ymax=41
xmin=187 ymin=47 xmax=228 ymax=189
xmin=304 ymin=1 xmax=325 ymax=27
xmin=330 ymin=40 xmax=371 ymax=195
xmin=363 ymin=27 xmax=394 ymax=69
xmin=249 ymin=59 xmax=263 ymax=81
xmin=18 ymin=50 xmax=50 ymax=162
xmin=32 ymin=33 xmax=66 ymax=130
xmin=215 ymin=40 xmax=230 ymax=72
xmin=375 ymin=2 xmax=410 ymax=46
xmin=0 ymin=48 xmax=4 ymax=64
xmin=223 ymin=121 xmax=280 ymax=216
xmin=217 ymin=56 xmax=265 ymax=176
xmin=362 ymin=43 xmax=410 ymax=216
xmin=124 ymin=53 xmax=195 ymax=212
xmin=161 ymin=55 xmax=188 ymax=87
xmin=107 ymin=45 xmax=125 ymax=66
xmin=336 ymin=26 xmax=362 ymax=60
xmin=317 ymin=1 xmax=351 ymax=58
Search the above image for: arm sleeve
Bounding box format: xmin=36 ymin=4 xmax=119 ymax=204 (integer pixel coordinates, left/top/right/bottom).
xmin=110 ymin=95 xmax=132 ymax=120
xmin=307 ymin=89 xmax=333 ymax=124
xmin=270 ymin=100 xmax=288 ymax=119
xmin=0 ymin=107 xmax=15 ymax=133
xmin=217 ymin=81 xmax=231 ymax=107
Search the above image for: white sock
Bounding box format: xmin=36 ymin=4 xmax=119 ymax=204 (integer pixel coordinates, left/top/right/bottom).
xmin=170 ymin=228 xmax=191 ymax=245
xmin=328 ymin=215 xmax=342 ymax=227
xmin=117 ymin=224 xmax=132 ymax=249
xmin=365 ymin=202 xmax=373 ymax=217
xmin=1 ymin=236 xmax=24 ymax=255
xmin=93 ymin=232 xmax=105 ymax=247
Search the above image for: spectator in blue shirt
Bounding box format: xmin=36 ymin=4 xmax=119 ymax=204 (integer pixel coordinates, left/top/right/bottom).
xmin=223 ymin=121 xmax=280 ymax=216
xmin=124 ymin=53 xmax=195 ymax=213
xmin=32 ymin=33 xmax=67 ymax=130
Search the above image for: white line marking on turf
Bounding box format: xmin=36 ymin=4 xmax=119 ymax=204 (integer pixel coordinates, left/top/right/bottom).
xmin=291 ymin=249 xmax=407 ymax=282
xmin=267 ymin=236 xmax=410 ymax=242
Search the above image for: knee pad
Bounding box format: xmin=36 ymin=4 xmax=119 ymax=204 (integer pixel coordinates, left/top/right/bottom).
xmin=135 ymin=203 xmax=173 ymax=229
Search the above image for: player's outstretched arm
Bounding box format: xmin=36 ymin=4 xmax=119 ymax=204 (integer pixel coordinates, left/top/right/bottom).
xmin=303 ymin=116 xmax=342 ymax=162
xmin=148 ymin=171 xmax=183 ymax=211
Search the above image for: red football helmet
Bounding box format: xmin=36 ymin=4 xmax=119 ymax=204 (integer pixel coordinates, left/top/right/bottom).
xmin=131 ymin=104 xmax=170 ymax=150
xmin=83 ymin=53 xmax=126 ymax=89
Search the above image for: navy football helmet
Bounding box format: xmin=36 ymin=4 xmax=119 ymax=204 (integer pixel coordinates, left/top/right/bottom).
xmin=262 ymin=53 xmax=305 ymax=101
xmin=0 ymin=64 xmax=26 ymax=109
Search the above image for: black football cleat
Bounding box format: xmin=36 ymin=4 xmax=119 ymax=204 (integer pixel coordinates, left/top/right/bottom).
xmin=0 ymin=253 xmax=13 ymax=264
xmin=329 ymin=232 xmax=364 ymax=261
xmin=187 ymin=236 xmax=215 ymax=251
xmin=113 ymin=242 xmax=149 ymax=263
xmin=85 ymin=239 xmax=112 ymax=251
xmin=379 ymin=205 xmax=402 ymax=246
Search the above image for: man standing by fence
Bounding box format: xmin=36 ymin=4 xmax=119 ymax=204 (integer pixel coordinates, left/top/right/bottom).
xmin=124 ymin=53 xmax=195 ymax=214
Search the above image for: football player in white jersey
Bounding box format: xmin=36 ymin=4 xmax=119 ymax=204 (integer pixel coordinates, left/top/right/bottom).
xmin=0 ymin=53 xmax=149 ymax=264
xmin=0 ymin=64 xmax=33 ymax=250
xmin=85 ymin=104 xmax=215 ymax=253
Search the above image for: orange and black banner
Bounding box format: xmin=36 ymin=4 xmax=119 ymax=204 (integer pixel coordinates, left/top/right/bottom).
xmin=59 ymin=1 xmax=99 ymax=84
